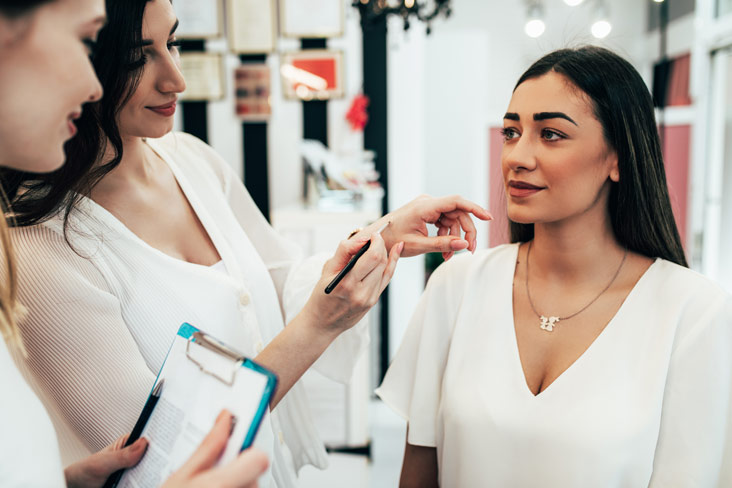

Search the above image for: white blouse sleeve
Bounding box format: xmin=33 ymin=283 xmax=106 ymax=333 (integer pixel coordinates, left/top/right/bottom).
xmin=649 ymin=291 xmax=732 ymax=486
xmin=375 ymin=253 xmax=472 ymax=447
xmin=11 ymin=225 xmax=154 ymax=454
xmin=188 ymin=134 xmax=369 ymax=383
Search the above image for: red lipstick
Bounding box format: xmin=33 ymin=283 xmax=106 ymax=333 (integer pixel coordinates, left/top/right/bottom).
xmin=508 ymin=180 xmax=544 ymax=198
xmin=147 ymin=101 xmax=176 ymax=117
xmin=67 ymin=112 xmax=81 ymax=137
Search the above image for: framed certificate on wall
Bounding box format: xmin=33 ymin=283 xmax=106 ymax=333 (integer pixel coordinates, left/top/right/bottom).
xmin=227 ymin=0 xmax=277 ymax=53
xmin=281 ymin=50 xmax=344 ymax=100
xmin=175 ymin=0 xmax=222 ymax=39
xmin=179 ymin=53 xmax=225 ymax=101
xmin=279 ymin=0 xmax=344 ymax=39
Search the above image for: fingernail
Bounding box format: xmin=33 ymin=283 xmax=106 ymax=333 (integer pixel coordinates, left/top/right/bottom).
xmin=229 ymin=415 xmax=238 ymax=435
xmin=133 ymin=438 xmax=147 ymax=452
xmin=450 ymin=239 xmax=468 ymax=250
xmin=397 ymin=242 xmax=404 ymax=255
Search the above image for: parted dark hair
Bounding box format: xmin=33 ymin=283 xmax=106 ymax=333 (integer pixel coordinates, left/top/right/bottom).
xmin=509 ymin=46 xmax=688 ymax=267
xmin=0 ymin=0 xmax=151 ymax=232
xmin=0 ymin=0 xmax=54 ymax=18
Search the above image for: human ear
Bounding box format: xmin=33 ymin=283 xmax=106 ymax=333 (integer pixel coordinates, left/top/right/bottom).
xmin=608 ymin=153 xmax=620 ymax=183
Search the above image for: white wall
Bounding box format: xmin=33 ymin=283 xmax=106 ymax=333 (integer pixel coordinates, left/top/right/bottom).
xmin=386 ymin=19 xmax=428 ymax=361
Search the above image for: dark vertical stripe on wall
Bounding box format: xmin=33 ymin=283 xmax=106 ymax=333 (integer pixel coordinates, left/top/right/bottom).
xmin=240 ymin=54 xmax=270 ymax=221
xmin=180 ymin=40 xmax=208 ymax=144
xmin=361 ymin=16 xmax=390 ymax=381
xmin=242 ymin=122 xmax=270 ymax=221
xmin=182 ymin=103 xmax=209 ymax=144
xmin=303 ymin=102 xmax=328 ymax=146
xmin=301 ymin=39 xmax=329 ymax=146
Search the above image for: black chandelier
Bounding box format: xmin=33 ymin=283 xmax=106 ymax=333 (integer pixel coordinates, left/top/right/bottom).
xmin=353 ymin=0 xmax=452 ymax=34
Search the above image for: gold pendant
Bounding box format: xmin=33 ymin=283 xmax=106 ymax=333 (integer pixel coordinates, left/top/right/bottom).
xmin=540 ymin=315 xmax=560 ymax=332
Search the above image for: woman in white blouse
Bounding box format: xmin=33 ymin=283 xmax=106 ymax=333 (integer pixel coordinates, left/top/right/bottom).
xmin=377 ymin=46 xmax=732 ymax=487
xmin=2 ymin=0 xmax=490 ymax=486
xmin=0 ymin=0 xmax=268 ymax=487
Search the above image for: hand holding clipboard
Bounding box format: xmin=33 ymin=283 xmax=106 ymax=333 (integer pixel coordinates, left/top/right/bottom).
xmin=104 ymin=323 xmax=277 ymax=488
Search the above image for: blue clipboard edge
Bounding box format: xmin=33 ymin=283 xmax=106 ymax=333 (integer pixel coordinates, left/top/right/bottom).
xmin=176 ymin=322 xmax=278 ymax=451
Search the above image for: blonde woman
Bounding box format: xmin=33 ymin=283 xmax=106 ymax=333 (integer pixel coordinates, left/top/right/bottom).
xmin=0 ymin=1 xmax=266 ymax=486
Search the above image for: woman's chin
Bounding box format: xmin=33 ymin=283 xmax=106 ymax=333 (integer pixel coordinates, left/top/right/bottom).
xmin=3 ymin=149 xmax=65 ymax=175
xmin=506 ymin=210 xmax=535 ymax=225
xmin=143 ymin=126 xmax=174 ymax=140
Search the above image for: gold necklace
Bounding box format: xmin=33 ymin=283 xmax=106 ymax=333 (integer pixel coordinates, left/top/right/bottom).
xmin=525 ymin=241 xmax=628 ymax=332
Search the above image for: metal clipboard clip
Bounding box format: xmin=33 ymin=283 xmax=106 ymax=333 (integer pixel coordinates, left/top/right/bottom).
xmin=185 ymin=331 xmax=244 ymax=386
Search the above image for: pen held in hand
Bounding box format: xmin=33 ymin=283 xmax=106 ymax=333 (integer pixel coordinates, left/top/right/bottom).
xmin=324 ymin=220 xmax=391 ymax=294
xmin=101 ymin=379 xmax=164 ymax=488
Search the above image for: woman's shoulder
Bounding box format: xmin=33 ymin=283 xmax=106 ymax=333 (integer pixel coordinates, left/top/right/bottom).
xmin=649 ymin=259 xmax=730 ymax=305
xmin=645 ymin=259 xmax=732 ymax=341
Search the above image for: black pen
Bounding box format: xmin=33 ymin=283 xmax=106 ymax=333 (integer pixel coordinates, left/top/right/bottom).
xmin=325 ymin=220 xmax=391 ymax=294
xmin=102 ymin=379 xmax=165 ymax=488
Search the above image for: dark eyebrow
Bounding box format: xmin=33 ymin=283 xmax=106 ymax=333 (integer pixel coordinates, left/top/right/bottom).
xmin=534 ymin=112 xmax=577 ymax=125
xmin=138 ymin=19 xmax=180 ymax=47
xmin=504 ymin=112 xmax=519 ymax=121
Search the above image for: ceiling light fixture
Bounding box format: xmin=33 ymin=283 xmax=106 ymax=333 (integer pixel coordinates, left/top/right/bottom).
xmin=591 ymin=1 xmax=612 ymax=39
xmin=525 ymin=1 xmax=545 ymax=38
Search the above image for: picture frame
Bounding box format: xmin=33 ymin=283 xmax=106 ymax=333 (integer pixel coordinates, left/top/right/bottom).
xmin=175 ymin=0 xmax=223 ymax=39
xmin=235 ymin=64 xmax=272 ymax=121
xmin=227 ymin=0 xmax=277 ymax=54
xmin=279 ymin=0 xmax=344 ymax=39
xmin=280 ymin=50 xmax=344 ymax=100
xmin=179 ymin=53 xmax=225 ymax=101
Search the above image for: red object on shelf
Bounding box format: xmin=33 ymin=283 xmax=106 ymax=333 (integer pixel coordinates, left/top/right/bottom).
xmin=346 ymin=94 xmax=370 ymax=131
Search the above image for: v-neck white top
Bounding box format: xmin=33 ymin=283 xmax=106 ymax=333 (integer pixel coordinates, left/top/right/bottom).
xmin=376 ymin=244 xmax=732 ymax=487
xmin=10 ymin=132 xmax=369 ymax=488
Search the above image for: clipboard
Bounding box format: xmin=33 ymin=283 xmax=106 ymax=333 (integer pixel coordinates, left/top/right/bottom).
xmin=107 ymin=323 xmax=277 ymax=488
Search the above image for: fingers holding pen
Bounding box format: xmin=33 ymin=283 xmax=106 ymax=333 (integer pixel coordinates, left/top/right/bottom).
xmin=349 ymin=231 xmax=388 ymax=282
xmin=355 ymin=235 xmax=402 ymax=306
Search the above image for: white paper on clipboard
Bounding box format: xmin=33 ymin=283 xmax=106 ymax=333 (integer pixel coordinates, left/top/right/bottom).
xmin=117 ymin=323 xmax=277 ymax=488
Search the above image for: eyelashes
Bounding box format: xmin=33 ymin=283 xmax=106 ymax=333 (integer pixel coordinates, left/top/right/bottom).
xmin=128 ymin=39 xmax=183 ymax=71
xmin=82 ymin=38 xmax=98 ymax=58
xmin=500 ymin=127 xmax=519 ymax=141
xmin=500 ymin=127 xmax=567 ymax=142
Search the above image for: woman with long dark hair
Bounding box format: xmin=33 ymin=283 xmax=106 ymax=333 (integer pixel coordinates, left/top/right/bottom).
xmin=2 ymin=0 xmax=490 ymax=486
xmin=377 ymin=46 xmax=731 ymax=487
xmin=0 ymin=1 xmax=268 ymax=487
